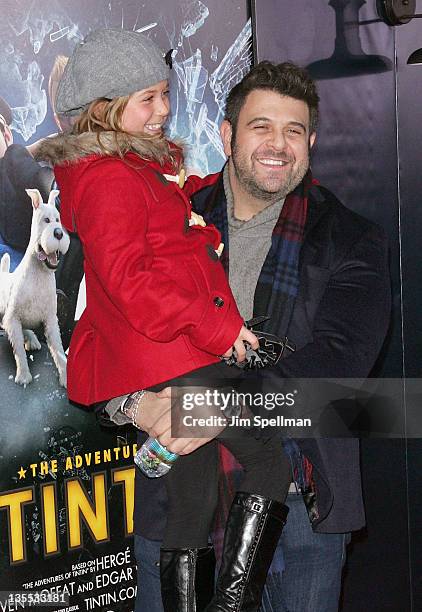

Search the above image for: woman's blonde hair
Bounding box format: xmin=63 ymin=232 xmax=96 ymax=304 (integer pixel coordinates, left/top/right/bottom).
xmin=72 ymin=95 xmax=177 ymax=167
xmin=49 ymin=55 xmax=69 ymax=115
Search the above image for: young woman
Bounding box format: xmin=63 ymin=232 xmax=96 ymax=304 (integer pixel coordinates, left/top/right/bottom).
xmin=39 ymin=29 xmax=291 ymax=612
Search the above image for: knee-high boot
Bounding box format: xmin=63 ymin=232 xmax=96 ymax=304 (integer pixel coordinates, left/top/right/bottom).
xmin=205 ymin=491 xmax=289 ymax=612
xmin=160 ymin=546 xmax=216 ymax=612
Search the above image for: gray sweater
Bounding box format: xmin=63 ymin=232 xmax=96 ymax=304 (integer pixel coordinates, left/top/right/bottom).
xmin=224 ymin=166 xmax=285 ymax=321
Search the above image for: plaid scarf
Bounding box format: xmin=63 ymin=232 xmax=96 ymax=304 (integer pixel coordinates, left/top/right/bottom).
xmin=204 ymin=169 xmax=312 ymax=327
xmin=199 ymin=167 xmax=315 ymax=559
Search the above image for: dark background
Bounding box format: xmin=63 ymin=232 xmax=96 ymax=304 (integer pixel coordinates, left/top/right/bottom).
xmin=252 ymin=0 xmax=421 ymax=610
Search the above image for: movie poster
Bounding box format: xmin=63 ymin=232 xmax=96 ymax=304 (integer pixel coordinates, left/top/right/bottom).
xmin=0 ymin=1 xmax=251 ymax=609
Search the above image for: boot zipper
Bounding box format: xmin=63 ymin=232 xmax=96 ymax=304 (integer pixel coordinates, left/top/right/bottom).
xmin=188 ymin=549 xmax=197 ymax=612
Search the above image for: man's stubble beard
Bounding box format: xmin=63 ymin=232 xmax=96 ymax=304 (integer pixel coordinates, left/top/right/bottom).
xmin=231 ymin=141 xmax=310 ymax=203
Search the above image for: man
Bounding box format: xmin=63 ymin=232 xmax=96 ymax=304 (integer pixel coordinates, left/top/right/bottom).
xmin=0 ymin=95 xmax=53 ymax=267
xmin=113 ymin=61 xmax=391 ymax=611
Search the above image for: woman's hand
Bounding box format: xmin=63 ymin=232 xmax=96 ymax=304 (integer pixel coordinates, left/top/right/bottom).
xmin=222 ymin=325 xmax=259 ymax=363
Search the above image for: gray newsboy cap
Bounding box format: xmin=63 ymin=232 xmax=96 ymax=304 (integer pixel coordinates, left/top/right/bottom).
xmin=56 ymin=29 xmax=170 ymax=116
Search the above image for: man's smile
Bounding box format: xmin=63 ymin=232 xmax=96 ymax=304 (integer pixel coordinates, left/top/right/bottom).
xmin=256 ymin=158 xmax=290 ymax=167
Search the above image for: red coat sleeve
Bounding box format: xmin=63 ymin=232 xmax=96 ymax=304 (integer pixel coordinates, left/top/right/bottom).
xmin=183 ymin=172 xmax=220 ymax=198
xmin=73 ymin=163 xmax=242 ymax=355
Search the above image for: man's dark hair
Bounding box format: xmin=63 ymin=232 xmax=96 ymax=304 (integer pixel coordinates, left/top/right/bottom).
xmin=225 ymin=61 xmax=319 ymax=135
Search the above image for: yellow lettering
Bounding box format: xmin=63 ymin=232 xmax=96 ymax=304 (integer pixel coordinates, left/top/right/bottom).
xmin=66 ymin=473 xmax=109 ymax=548
xmin=0 ymin=487 xmax=34 ymax=563
xmin=113 ymin=447 xmax=121 ymax=460
xmin=112 ymin=468 xmax=135 ymax=535
xmin=41 ymin=483 xmax=59 ymax=555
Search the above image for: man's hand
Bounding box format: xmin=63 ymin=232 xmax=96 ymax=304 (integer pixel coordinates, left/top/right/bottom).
xmin=132 ymin=389 xmax=172 ymax=435
xmin=134 ymin=387 xmax=225 ymax=455
xmin=222 ymin=325 xmax=259 ymax=363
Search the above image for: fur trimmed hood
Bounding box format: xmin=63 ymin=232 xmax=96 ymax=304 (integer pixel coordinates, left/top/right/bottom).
xmin=35 ymin=130 xmax=177 ymax=167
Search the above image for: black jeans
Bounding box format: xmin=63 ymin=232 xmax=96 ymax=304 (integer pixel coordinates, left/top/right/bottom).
xmin=134 ymin=362 xmax=291 ymax=549
xmin=162 ymin=433 xmax=289 ymax=548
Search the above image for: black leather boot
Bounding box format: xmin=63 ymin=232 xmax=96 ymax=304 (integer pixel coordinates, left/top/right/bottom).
xmin=160 ymin=546 xmax=216 ymax=612
xmin=205 ymin=492 xmax=289 ymax=612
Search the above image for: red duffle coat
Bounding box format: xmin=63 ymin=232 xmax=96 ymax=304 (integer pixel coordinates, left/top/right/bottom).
xmin=50 ymin=136 xmax=242 ymax=405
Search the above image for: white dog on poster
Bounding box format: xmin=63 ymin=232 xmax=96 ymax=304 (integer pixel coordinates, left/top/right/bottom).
xmin=0 ymin=189 xmax=70 ymax=386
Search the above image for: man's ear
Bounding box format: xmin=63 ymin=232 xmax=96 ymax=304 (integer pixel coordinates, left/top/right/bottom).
xmin=220 ymin=120 xmax=233 ymax=157
xmin=309 ymin=131 xmax=316 ymax=149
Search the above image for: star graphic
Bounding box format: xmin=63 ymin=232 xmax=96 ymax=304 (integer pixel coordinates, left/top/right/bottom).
xmin=17 ymin=466 xmax=27 ymax=480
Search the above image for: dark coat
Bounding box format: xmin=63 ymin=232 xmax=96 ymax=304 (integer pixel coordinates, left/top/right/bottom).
xmin=56 ymin=167 xmax=391 ymax=535
xmin=0 ymin=144 xmax=53 ymax=250
xmin=192 ymin=173 xmax=391 ymax=532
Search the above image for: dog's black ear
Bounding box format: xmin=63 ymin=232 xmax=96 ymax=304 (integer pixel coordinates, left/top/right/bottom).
xmin=25 ymin=188 xmax=43 ymax=209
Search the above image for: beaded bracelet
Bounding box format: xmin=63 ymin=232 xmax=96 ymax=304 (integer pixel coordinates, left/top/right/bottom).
xmin=120 ymin=390 xmax=147 ymax=430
